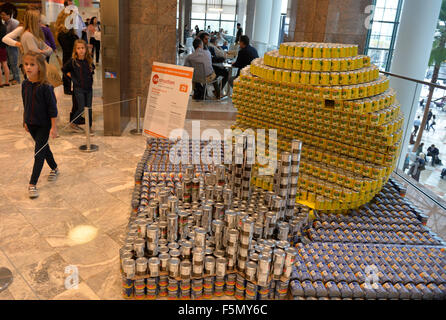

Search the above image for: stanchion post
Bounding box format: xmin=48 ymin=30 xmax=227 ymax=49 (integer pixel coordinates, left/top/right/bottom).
xmin=79 ymin=107 xmax=99 ymax=152
xmin=131 ymin=96 xmax=143 ymax=135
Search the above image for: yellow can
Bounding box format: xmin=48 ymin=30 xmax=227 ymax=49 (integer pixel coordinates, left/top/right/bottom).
xmin=285 ymin=57 xmax=293 ymax=69
xmin=303 ymin=46 xmax=313 ymax=58
xmin=287 ymin=45 xmax=295 ymax=57
xmin=330 ymin=73 xmax=340 ymax=86
xmin=279 ymin=44 xmax=287 ymax=56
xmin=322 ymin=46 xmax=331 ymax=58
xmin=274 ymin=70 xmax=283 ymax=82
xmin=321 ymin=59 xmax=331 ymax=72
xmin=293 ymin=58 xmax=302 ymax=71
xmin=282 ymin=70 xmax=291 ymax=83
xmin=331 ymin=46 xmax=340 ymax=58
xmin=302 ymin=58 xmax=311 ymax=71
xmin=291 ymin=72 xmax=300 ymax=83
xmin=351 ymin=85 xmax=359 ymax=99
xmin=363 ymin=55 xmax=371 ymax=66
xmin=310 ymin=72 xmax=320 ymax=85
xmin=339 ymin=46 xmax=346 ymax=58
xmin=341 ymin=87 xmax=352 ymax=100
xmin=367 ymin=83 xmax=375 ymax=97
xmin=277 ymin=57 xmax=285 ymax=69
xmin=312 ymin=59 xmax=322 ymax=72
xmin=294 ymin=46 xmax=304 ymax=57
xmin=300 ymin=72 xmax=310 ymax=85
xmin=267 ymin=68 xmax=274 ymax=80
xmin=340 ymin=58 xmax=348 ymax=71
xmin=313 ymin=45 xmax=322 ymax=58
xmin=340 ymin=73 xmax=349 ymax=85
xmin=363 ymin=69 xmax=370 ymax=83
xmin=349 ymin=72 xmax=358 ymax=85
xmin=331 ymin=59 xmax=341 ymax=71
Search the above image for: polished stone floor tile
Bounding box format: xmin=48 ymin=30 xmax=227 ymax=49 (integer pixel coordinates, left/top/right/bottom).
xmin=19 ymin=253 xmax=70 ymax=300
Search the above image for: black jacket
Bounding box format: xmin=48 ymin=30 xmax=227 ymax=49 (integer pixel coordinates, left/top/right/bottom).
xmin=21 ymin=80 xmax=58 ymax=126
xmin=57 ymin=30 xmax=78 ymax=62
xmin=62 ymin=58 xmax=95 ymax=91
xmin=233 ymin=45 xmax=259 ymax=75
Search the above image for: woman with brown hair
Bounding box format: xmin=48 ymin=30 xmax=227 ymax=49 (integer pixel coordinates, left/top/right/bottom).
xmin=2 ymin=5 xmax=52 ymax=57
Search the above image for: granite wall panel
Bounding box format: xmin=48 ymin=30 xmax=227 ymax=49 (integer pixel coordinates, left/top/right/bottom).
xmin=126 ymin=0 xmax=177 ymax=116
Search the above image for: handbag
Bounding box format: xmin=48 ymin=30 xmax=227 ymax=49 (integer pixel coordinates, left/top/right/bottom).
xmin=94 ymin=30 xmax=101 ymax=41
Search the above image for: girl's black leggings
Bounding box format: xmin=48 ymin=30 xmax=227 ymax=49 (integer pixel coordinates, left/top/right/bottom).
xmin=27 ymin=124 xmax=57 ymax=185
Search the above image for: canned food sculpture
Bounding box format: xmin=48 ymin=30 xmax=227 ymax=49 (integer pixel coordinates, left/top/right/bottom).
xmin=232 ymin=42 xmax=404 ymax=211
xmin=122 ymin=137 xmax=306 ymax=300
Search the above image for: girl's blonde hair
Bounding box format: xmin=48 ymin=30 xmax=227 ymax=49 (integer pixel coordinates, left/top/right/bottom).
xmin=72 ymin=39 xmax=94 ymax=71
xmin=23 ymin=6 xmax=45 ymax=42
xmin=23 ymin=51 xmax=48 ymax=85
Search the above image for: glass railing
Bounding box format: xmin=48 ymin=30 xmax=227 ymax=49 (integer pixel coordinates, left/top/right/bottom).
xmin=382 ymin=70 xmax=446 ymax=241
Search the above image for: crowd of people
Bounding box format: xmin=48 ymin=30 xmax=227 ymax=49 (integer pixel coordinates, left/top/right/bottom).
xmin=405 ymin=107 xmax=443 ymax=182
xmin=184 ymin=23 xmax=259 ymax=100
xmin=0 ymin=1 xmax=98 ymax=199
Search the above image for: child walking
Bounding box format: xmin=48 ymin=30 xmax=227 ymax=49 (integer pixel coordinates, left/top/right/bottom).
xmin=22 ymin=51 xmax=59 ymax=199
xmin=62 ymin=39 xmax=95 ymax=134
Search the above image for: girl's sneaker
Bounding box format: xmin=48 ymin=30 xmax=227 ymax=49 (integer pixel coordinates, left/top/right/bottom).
xmin=70 ymin=123 xmax=84 ymax=133
xmin=28 ymin=186 xmax=39 ymax=199
xmin=48 ymin=168 xmax=59 ymax=181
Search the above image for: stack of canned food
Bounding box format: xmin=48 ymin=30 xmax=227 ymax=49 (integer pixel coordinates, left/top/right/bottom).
xmin=122 ymin=137 xmax=307 ymax=300
xmin=290 ymin=242 xmax=446 ymax=300
xmin=232 ymin=41 xmax=404 ymax=211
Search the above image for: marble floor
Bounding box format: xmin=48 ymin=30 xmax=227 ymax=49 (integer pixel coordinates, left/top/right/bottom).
xmin=0 ymin=71 xmax=233 ymax=300
xmin=1 ymin=69 xmax=446 ymax=300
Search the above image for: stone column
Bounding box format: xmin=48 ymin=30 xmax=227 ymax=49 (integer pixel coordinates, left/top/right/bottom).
xmin=252 ymin=0 xmax=273 ymax=57
xmin=245 ymin=0 xmax=256 ymax=41
xmin=268 ymin=0 xmax=282 ymax=47
xmin=287 ymin=0 xmax=372 ymax=54
xmin=389 ymin=0 xmax=442 ymax=169
xmin=127 ymin=0 xmax=177 ymax=116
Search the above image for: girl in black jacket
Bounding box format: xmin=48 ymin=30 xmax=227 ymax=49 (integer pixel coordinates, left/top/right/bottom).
xmin=22 ymin=51 xmax=59 ymax=199
xmin=62 ymin=39 xmax=95 ymax=133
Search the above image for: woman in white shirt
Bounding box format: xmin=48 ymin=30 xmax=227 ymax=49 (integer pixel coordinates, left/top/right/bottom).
xmin=2 ymin=6 xmax=52 ymax=58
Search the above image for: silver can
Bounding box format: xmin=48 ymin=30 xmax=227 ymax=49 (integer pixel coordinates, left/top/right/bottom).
xmin=180 ymin=260 xmax=192 ymax=279
xmin=159 ymin=204 xmax=169 ymax=221
xmin=194 ymin=227 xmax=207 ymax=248
xmin=159 ymin=253 xmax=170 ymax=272
xmin=167 ymin=214 xmax=178 ymax=242
xmin=245 ymin=261 xmax=257 ymax=282
xmin=148 ymin=257 xmax=160 ymax=277
xmin=134 ymin=238 xmax=145 ymax=258
xmin=214 ymin=203 xmax=225 ymax=221
xmin=168 ymin=196 xmax=178 ymax=213
xmin=168 ymin=257 xmax=180 ymax=278
xmin=216 ymin=257 xmax=227 ymax=277
xmin=180 ymin=241 xmax=193 ymax=260
xmin=205 ymin=185 xmax=214 ymax=200
xmin=204 ymin=256 xmax=216 ymax=275
xmin=123 ymin=258 xmax=136 ymax=278
xmin=136 ymin=257 xmax=148 ymax=276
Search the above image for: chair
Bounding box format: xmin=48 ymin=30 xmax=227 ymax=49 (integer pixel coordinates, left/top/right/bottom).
xmin=190 ymin=61 xmax=222 ymax=101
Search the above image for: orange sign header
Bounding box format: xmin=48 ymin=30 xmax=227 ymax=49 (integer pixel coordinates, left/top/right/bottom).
xmin=152 ymin=65 xmax=193 ymax=79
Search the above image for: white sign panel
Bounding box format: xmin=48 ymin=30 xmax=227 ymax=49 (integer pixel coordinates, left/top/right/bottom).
xmin=143 ymin=62 xmax=193 ymax=138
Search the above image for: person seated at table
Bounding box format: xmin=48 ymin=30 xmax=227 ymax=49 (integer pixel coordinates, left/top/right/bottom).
xmin=209 ymin=37 xmax=225 ymax=59
xmin=199 ymin=32 xmax=228 ymax=93
xmin=184 ymin=38 xmax=221 ymax=100
xmin=232 ymin=35 xmax=259 ymax=77
xmin=221 ymin=41 xmax=229 ymax=51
